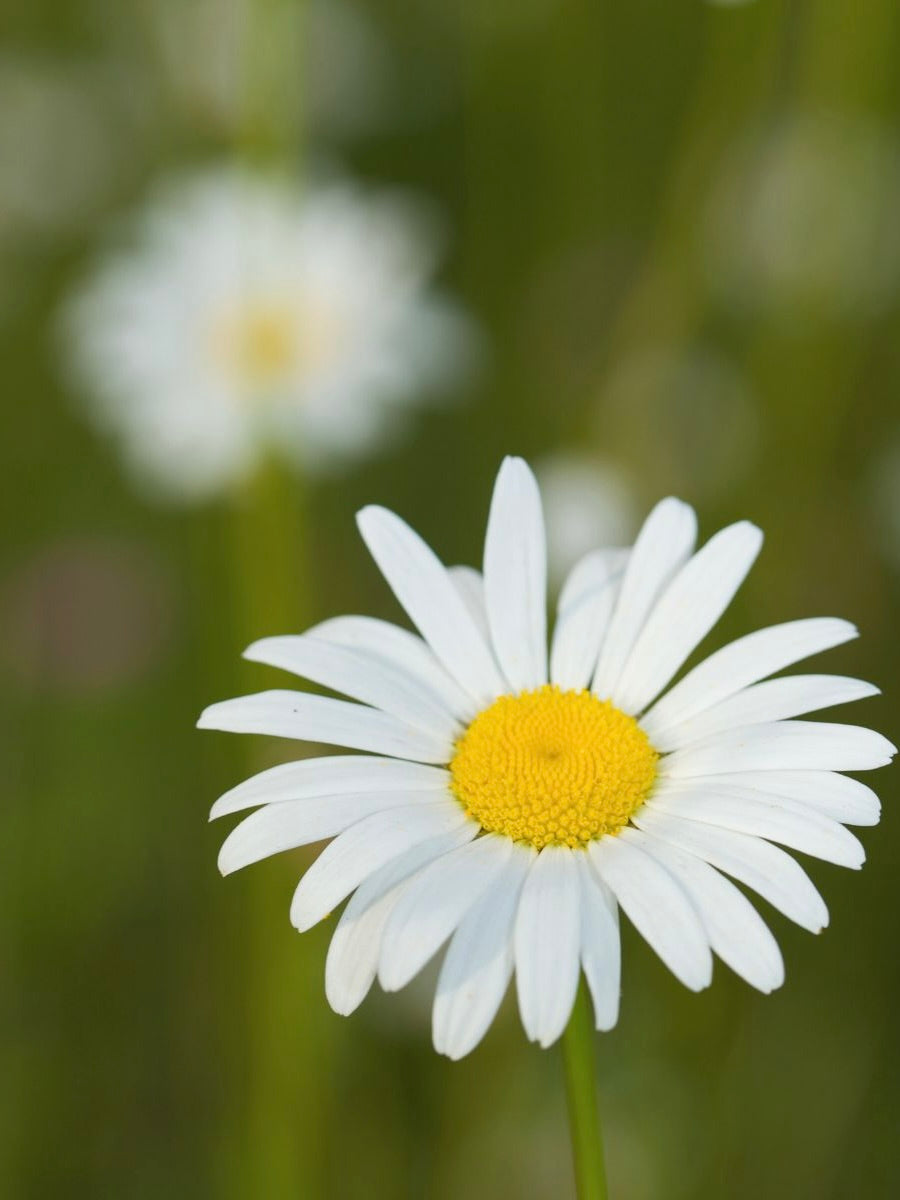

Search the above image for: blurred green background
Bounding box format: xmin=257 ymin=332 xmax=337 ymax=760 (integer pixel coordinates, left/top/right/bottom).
xmin=3 ymin=1 xmax=900 ymax=1197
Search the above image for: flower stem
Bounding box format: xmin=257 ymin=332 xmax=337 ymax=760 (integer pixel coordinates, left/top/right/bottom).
xmin=226 ymin=461 xmax=331 ymax=1200
xmin=562 ymin=982 xmax=608 ymax=1200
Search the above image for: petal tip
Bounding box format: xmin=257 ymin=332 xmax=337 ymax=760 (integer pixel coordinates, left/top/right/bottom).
xmin=242 ymin=638 xmax=270 ymax=662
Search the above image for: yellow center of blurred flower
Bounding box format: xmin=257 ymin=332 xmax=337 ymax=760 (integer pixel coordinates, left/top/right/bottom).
xmin=235 ymin=308 xmax=297 ymax=383
xmin=214 ymin=300 xmax=345 ymax=389
xmin=449 ymin=685 xmax=658 ymax=850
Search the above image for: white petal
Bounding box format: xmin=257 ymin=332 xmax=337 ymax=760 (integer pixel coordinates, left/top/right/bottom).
xmin=660 ymin=721 xmax=896 ymax=777
xmin=654 ymin=676 xmax=880 ymax=752
xmin=448 ymin=566 xmax=491 ymax=642
xmin=648 ymin=784 xmax=865 ymax=868
xmin=289 ymin=802 xmax=474 ymax=931
xmin=514 ymin=846 xmax=582 ymax=1048
xmin=613 ymin=522 xmax=763 ymax=715
xmin=558 ymin=548 xmax=629 ymax=614
xmin=483 ymin=457 xmax=548 ymax=691
xmin=628 ymin=828 xmax=784 ymax=993
xmin=379 ymin=834 xmax=514 ymax=992
xmin=632 ymin=807 xmax=828 ymax=932
xmin=218 ymin=790 xmax=450 ymax=875
xmin=326 ymin=826 xmax=475 ymax=1016
xmin=551 ymin=570 xmax=623 ymax=691
xmin=706 ymin=770 xmax=881 ymax=826
xmin=641 ymin=618 xmax=858 ymax=739
xmin=356 ymin=505 xmax=506 ymax=704
xmin=593 ymin=498 xmax=697 ymax=697
xmin=210 ymin=756 xmax=450 ymax=820
xmin=432 ymin=845 xmax=535 ymax=1060
xmin=197 ymin=690 xmax=451 ymax=763
xmin=310 ymin=614 xmax=478 ymax=723
xmin=576 ymin=857 xmax=621 ymax=1031
xmin=588 ymin=835 xmax=712 ymax=991
xmin=244 ymin=634 xmax=463 ymax=739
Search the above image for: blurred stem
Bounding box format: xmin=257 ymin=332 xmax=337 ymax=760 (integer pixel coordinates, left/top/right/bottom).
xmin=562 ymin=983 xmax=608 ymax=1200
xmin=226 ymin=0 xmax=320 ymax=1188
xmin=226 ymin=461 xmax=330 ymax=1199
xmin=239 ymin=0 xmax=302 ymax=166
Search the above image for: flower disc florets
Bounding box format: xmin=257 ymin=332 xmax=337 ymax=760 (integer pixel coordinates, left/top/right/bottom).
xmin=450 ymin=684 xmax=659 ymax=849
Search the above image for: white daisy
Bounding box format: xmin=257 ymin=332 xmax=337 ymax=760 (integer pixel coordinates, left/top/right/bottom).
xmin=199 ymin=457 xmax=894 ymax=1060
xmin=63 ymin=167 xmax=475 ymax=501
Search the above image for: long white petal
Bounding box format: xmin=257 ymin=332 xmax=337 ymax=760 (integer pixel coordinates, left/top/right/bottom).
xmin=558 ymin=548 xmax=630 ymax=614
xmin=648 ymin=784 xmax=865 ymax=868
xmin=356 ymin=505 xmax=506 ymax=704
xmin=289 ymin=802 xmax=474 ymax=931
xmin=628 ymin=828 xmax=784 ymax=993
xmin=641 ymin=618 xmax=858 ymax=738
xmin=244 ymin=635 xmax=463 ymax=739
xmin=448 ymin=566 xmax=491 ymax=642
xmin=218 ymin=790 xmax=449 ymax=875
xmin=210 ymin=756 xmax=450 ymax=820
xmin=593 ymin=498 xmax=697 ymax=697
xmin=325 ymin=827 xmax=475 ymax=1016
xmin=660 ymin=721 xmax=896 ymax=777
xmin=379 ymin=834 xmax=514 ymax=992
xmin=632 ymin=807 xmax=828 ymax=932
xmin=432 ymin=845 xmax=535 ymax=1060
xmin=705 ymin=770 xmax=881 ymax=826
xmin=551 ymin=571 xmax=623 ymax=691
xmin=588 ymin=835 xmax=712 ymax=991
xmin=576 ymin=857 xmax=621 ymax=1031
xmin=613 ymin=522 xmax=763 ymax=715
xmin=197 ymin=690 xmax=451 ymax=763
xmin=514 ymin=846 xmax=582 ymax=1048
xmin=654 ymin=676 xmax=880 ymax=752
xmin=310 ymin=614 xmax=478 ymax=723
xmin=483 ymin=457 xmax=548 ymax=691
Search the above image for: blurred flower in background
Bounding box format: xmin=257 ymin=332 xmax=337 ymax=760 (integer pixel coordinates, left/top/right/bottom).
xmin=704 ymin=112 xmax=900 ymax=322
xmin=61 ymin=167 xmax=477 ymax=502
xmin=535 ymin=452 xmax=638 ymax=587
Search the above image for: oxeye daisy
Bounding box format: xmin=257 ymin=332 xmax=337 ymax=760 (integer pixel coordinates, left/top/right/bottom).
xmin=62 ymin=167 xmax=475 ymax=501
xmin=199 ymin=457 xmax=894 ymax=1061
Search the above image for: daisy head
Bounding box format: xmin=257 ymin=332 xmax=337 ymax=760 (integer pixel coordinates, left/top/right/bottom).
xmin=62 ymin=167 xmax=476 ymax=501
xmin=199 ymin=457 xmax=894 ymax=1059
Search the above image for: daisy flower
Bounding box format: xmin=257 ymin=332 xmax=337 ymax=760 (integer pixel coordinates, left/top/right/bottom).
xmin=199 ymin=457 xmax=894 ymax=1060
xmin=63 ymin=167 xmax=475 ymax=501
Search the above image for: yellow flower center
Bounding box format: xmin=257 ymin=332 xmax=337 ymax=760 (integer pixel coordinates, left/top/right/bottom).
xmin=213 ymin=299 xmax=345 ymax=389
xmin=449 ymin=685 xmax=658 ymax=850
xmin=235 ymin=307 xmax=297 ymax=383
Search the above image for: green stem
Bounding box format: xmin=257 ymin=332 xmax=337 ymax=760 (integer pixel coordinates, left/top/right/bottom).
xmin=225 ymin=462 xmax=331 ymax=1199
xmin=562 ymin=982 xmax=608 ymax=1200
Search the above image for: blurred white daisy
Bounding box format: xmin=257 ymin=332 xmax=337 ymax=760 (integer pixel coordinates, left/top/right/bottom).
xmin=705 ymin=113 xmax=900 ymax=320
xmin=199 ymin=457 xmax=893 ymax=1059
xmin=534 ymin=452 xmax=638 ymax=587
xmin=63 ymin=167 xmax=475 ymax=501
